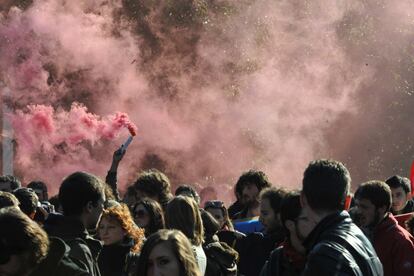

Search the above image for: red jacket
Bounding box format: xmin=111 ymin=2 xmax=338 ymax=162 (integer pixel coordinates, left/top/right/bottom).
xmin=373 ymin=213 xmax=414 ymax=276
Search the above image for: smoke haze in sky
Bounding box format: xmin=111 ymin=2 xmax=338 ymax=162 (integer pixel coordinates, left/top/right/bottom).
xmin=1 ymin=0 xmax=413 ymax=200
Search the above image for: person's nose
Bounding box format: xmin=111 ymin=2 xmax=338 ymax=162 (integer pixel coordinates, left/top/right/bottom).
xmin=101 ymin=227 xmax=108 ymax=235
xmin=152 ymin=265 xmax=163 ymax=276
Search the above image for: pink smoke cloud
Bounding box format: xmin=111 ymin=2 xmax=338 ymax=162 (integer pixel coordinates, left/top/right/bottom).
xmin=0 ymin=0 xmax=413 ymax=202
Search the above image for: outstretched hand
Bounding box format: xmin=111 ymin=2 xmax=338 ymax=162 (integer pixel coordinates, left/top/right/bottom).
xmin=112 ymin=148 xmax=126 ymax=164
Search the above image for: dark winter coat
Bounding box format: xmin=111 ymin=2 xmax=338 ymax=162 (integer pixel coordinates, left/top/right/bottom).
xmin=260 ymin=241 xmax=305 ymax=276
xmin=98 ymin=239 xmax=139 ymax=276
xmin=29 ymin=237 xmax=89 ymax=276
xmin=44 ymin=213 xmax=102 ymax=276
xmin=302 ymin=211 xmax=383 ymax=276
xmin=373 ymin=213 xmax=414 ymax=276
xmin=236 ymin=228 xmax=285 ymax=276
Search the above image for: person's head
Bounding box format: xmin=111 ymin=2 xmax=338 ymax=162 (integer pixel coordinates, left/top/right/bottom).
xmin=0 ymin=192 xmax=19 ymax=209
xmin=199 ymin=186 xmax=218 ymax=208
xmin=0 ymin=175 xmax=21 ymax=193
xmin=133 ymin=198 xmax=165 ymax=237
xmin=175 ymin=185 xmax=200 ymax=206
xmin=98 ymin=203 xmax=144 ymax=253
xmin=385 ymin=175 xmax=411 ymax=213
xmin=59 ymin=171 xmax=105 ymax=230
xmin=13 ymin=188 xmax=39 ymax=219
xmin=27 ymin=181 xmax=48 ymax=202
xmin=279 ymin=191 xmax=308 ymax=254
xmin=0 ymin=207 xmax=49 ymax=276
xmin=354 ymin=180 xmax=391 ymax=228
xmin=236 ymin=170 xmax=271 ymax=206
xmin=123 ymin=185 xmax=139 ymax=210
xmin=137 ymin=229 xmax=201 ymax=276
xmin=165 ymin=196 xmax=204 ymax=246
xmin=259 ymin=187 xmax=286 ymax=233
xmin=204 ymin=200 xmax=233 ymax=230
xmin=133 ymin=169 xmax=173 ymax=209
xmin=302 ymin=159 xmax=350 ymax=214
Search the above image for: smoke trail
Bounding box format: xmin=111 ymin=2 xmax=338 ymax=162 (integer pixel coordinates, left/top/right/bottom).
xmin=1 ymin=0 xmax=413 ymax=199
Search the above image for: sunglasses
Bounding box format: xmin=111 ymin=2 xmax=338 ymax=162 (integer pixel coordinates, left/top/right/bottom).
xmin=204 ymin=200 xmax=225 ymax=209
xmin=134 ymin=209 xmax=148 ymax=218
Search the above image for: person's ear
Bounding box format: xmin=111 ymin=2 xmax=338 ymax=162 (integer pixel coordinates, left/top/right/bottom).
xmin=406 ymin=192 xmax=412 ymax=201
xmin=378 ymin=205 xmax=387 ymax=216
xmin=300 ymin=192 xmax=308 ymax=207
xmin=85 ymin=201 xmax=94 ymax=214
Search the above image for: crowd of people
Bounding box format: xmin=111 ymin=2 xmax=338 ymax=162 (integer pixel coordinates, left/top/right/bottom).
xmin=1 ymin=149 xmax=414 ymax=276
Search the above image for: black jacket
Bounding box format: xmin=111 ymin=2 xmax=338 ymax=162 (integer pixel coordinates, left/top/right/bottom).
xmin=44 ymin=213 xmax=102 ymax=276
xmin=236 ymin=228 xmax=285 ymax=276
xmin=29 ymin=237 xmax=89 ymax=276
xmin=260 ymin=246 xmax=301 ymax=276
xmin=302 ymin=211 xmax=383 ymax=276
xmin=98 ymin=239 xmax=139 ymax=276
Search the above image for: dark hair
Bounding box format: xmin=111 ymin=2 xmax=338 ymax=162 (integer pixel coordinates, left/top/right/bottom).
xmin=385 ymin=175 xmax=411 ymax=194
xmin=280 ymin=191 xmax=302 ymax=232
xmin=27 ymin=181 xmax=48 ymax=192
xmin=0 ymin=207 xmax=49 ymax=267
xmin=260 ymin=187 xmax=287 ymax=215
xmin=134 ymin=197 xmax=165 ymax=237
xmin=59 ymin=171 xmax=104 ymax=216
xmin=0 ymin=191 xmax=19 ymax=209
xmin=355 ymin=180 xmax=392 ymax=211
xmin=302 ymin=159 xmax=350 ymax=212
xmin=27 ymin=181 xmax=49 ymax=201
xmin=137 ymin=229 xmax=201 ymax=276
xmin=165 ymin=196 xmax=204 ymax=246
xmin=175 ymin=185 xmax=200 ymax=205
xmin=235 ymin=170 xmax=271 ymax=195
xmin=133 ymin=169 xmax=172 ymax=209
xmin=0 ymin=175 xmax=21 ymax=191
xmin=13 ymin=188 xmax=39 ymax=216
xmin=204 ymin=200 xmax=234 ymax=230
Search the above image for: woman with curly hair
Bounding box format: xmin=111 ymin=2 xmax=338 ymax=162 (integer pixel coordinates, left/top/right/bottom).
xmin=98 ymin=203 xmax=145 ymax=276
xmin=133 ymin=197 xmax=165 ymax=238
xmin=137 ymin=229 xmax=201 ymax=276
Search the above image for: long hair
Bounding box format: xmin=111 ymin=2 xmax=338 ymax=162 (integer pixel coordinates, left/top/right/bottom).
xmin=137 ymin=229 xmax=201 ymax=276
xmin=134 ymin=197 xmax=165 ymax=237
xmin=165 ymin=196 xmax=204 ymax=246
xmin=100 ymin=203 xmax=145 ymax=253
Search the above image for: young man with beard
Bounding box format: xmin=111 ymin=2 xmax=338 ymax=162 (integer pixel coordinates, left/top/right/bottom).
xmin=232 ymin=170 xmax=271 ymax=219
xmin=301 ymin=159 xmax=383 ymax=275
xmin=354 ymin=180 xmax=414 ymax=276
xmin=260 ymin=192 xmax=310 ymax=276
xmin=236 ymin=187 xmax=286 ymax=276
xmin=44 ymin=171 xmax=106 ymax=276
